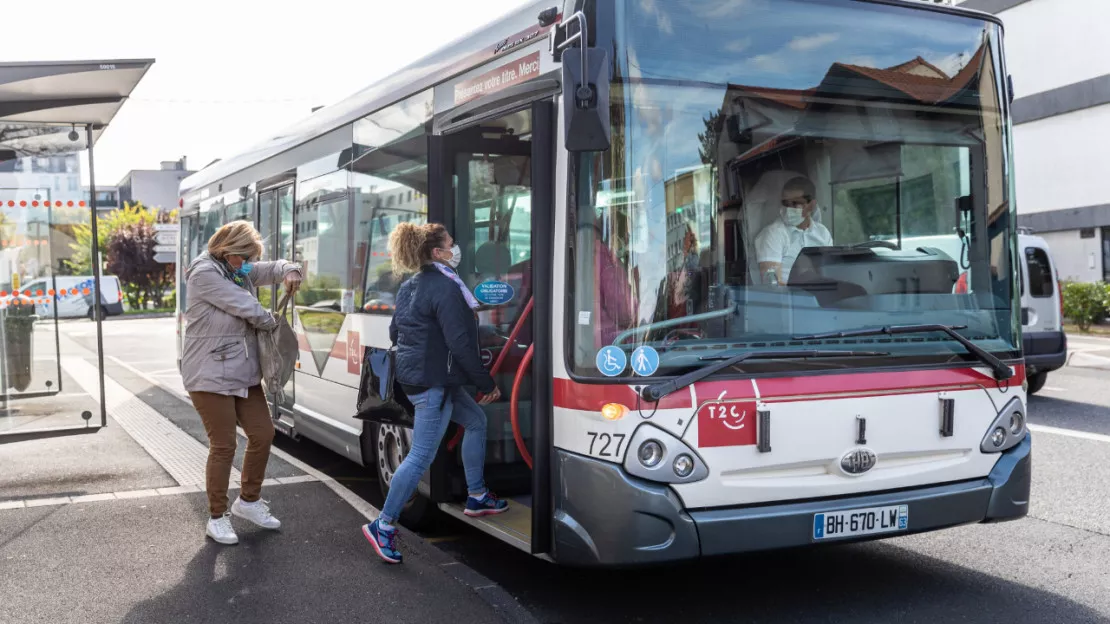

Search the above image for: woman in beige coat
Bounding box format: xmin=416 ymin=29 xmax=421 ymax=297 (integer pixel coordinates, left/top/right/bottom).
xmin=181 ymin=221 xmax=302 ymax=545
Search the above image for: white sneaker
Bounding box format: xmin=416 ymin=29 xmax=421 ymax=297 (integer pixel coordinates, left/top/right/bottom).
xmin=206 ymin=513 xmax=239 ymax=545
xmin=231 ymin=497 xmax=281 ymax=530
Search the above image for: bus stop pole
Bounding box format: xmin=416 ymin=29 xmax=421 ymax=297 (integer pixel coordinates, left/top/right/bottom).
xmin=86 ymin=124 xmax=107 ymax=429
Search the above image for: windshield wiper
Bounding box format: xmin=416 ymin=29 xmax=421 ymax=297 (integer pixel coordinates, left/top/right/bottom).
xmin=639 ymin=349 xmax=888 ymax=402
xmin=792 ymin=324 xmax=1013 ymax=381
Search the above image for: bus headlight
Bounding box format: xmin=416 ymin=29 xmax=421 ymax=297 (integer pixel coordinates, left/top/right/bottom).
xmin=638 ymin=440 xmax=663 ymax=467
xmin=980 ymin=397 xmax=1027 ymax=453
xmin=673 ymin=454 xmax=695 ymax=478
xmin=623 ymin=424 xmax=708 ymax=484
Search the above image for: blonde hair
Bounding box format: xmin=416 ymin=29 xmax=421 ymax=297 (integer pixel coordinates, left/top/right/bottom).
xmin=208 ymin=221 xmax=264 ymax=261
xmin=388 ymin=222 xmax=448 ymax=274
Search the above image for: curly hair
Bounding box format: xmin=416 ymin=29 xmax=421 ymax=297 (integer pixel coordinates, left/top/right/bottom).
xmin=388 ymin=222 xmax=449 ymax=274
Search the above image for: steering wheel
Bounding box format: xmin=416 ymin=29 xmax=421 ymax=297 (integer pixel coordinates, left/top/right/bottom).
xmin=851 ymin=240 xmax=899 ymax=250
xmin=662 ymin=328 xmax=705 ymax=348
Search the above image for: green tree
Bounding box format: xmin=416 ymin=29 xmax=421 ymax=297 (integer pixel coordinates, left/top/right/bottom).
xmin=105 ymin=221 xmax=175 ymax=309
xmin=65 ymin=202 xmax=176 ymax=276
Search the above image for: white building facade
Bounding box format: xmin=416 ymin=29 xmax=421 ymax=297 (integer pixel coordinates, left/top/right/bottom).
xmin=958 ymin=0 xmax=1110 ymax=282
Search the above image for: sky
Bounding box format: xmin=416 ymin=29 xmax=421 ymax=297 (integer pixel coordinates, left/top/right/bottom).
xmin=1 ymin=0 xmax=533 ymax=186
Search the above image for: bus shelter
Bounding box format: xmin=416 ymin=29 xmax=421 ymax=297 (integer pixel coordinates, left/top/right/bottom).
xmin=0 ymin=59 xmax=153 ymax=443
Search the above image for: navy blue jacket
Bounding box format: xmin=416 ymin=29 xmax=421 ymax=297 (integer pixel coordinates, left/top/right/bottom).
xmin=389 ymin=265 xmax=495 ymax=394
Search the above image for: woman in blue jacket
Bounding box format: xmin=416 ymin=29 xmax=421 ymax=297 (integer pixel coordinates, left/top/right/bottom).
xmin=363 ymin=222 xmax=507 ymax=564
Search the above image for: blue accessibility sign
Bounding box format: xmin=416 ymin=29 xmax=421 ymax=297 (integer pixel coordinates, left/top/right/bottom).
xmin=630 ymin=346 xmax=660 ymax=376
xmin=473 ymin=280 xmax=515 ymax=306
xmin=595 ymin=346 xmax=627 ymax=377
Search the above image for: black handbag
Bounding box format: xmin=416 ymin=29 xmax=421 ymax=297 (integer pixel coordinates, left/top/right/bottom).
xmin=365 ymin=345 xmax=396 ymax=403
xmin=355 ymin=337 xmax=413 ymax=427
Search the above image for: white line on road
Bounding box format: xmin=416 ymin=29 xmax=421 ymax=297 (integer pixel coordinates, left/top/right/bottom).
xmin=62 ymin=356 xmax=241 ymax=487
xmin=106 ymin=354 xmax=385 ymax=523
xmin=1029 ymin=423 xmax=1110 ymax=444
xmin=1041 ymin=386 xmax=1068 ymax=392
xmin=0 ymin=476 xmax=318 ymax=511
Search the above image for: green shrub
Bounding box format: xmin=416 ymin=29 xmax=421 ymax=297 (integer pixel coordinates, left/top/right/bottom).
xmin=1061 ymin=281 xmax=1108 ymax=331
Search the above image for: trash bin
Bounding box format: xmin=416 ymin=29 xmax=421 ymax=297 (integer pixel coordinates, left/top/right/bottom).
xmin=2 ymin=296 xmax=38 ymax=392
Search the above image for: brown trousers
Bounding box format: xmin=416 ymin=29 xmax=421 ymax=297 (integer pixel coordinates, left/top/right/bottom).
xmin=190 ymin=385 xmax=275 ymax=517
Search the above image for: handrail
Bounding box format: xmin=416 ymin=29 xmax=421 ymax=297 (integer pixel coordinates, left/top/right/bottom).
xmin=447 ymin=296 xmax=534 ymax=452
xmin=510 ymin=345 xmax=534 ymax=469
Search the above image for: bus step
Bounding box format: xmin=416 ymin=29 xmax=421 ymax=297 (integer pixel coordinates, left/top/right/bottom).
xmin=438 ymin=496 xmax=532 ymax=553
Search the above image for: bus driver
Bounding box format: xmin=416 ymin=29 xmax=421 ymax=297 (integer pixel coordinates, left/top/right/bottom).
xmin=755 ymin=175 xmax=832 ymax=284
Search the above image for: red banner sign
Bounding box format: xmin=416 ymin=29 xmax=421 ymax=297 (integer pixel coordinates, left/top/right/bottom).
xmin=453 ymin=51 xmax=541 ymax=106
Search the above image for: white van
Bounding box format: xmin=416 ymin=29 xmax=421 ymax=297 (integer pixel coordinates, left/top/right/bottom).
xmin=1016 ymin=231 xmax=1066 ymax=394
xmin=895 ymin=232 xmax=1065 ymax=394
xmin=25 ymin=275 xmax=125 ymax=320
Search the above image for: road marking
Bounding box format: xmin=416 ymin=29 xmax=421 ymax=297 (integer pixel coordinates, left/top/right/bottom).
xmin=1029 ymin=423 xmax=1110 ymax=444
xmin=0 ymin=477 xmax=318 ymax=511
xmin=63 ymin=355 xmax=241 ymax=487
xmin=1041 ymin=386 xmax=1068 ymax=392
xmin=106 ymin=353 xmax=386 ymax=523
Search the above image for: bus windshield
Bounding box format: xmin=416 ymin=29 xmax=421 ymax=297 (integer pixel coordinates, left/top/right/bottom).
xmin=569 ymin=0 xmax=1018 ymax=379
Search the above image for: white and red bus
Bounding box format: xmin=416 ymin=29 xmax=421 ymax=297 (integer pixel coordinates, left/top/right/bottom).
xmin=178 ymin=0 xmax=1030 ymax=565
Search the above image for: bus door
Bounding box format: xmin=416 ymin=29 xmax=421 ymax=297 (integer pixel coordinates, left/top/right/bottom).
xmin=430 ymin=103 xmax=553 ymax=552
xmin=257 ymin=183 xmax=296 ymax=414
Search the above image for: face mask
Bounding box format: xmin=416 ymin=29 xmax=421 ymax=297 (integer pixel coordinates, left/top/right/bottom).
xmin=781 ymin=207 xmax=805 ymax=227
xmin=232 ymin=260 xmax=253 ymax=277
xmin=447 ymin=245 xmax=461 ymax=269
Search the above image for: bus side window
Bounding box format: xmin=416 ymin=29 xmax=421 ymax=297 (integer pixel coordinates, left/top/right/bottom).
xmin=351 ymin=91 xmax=433 ymax=315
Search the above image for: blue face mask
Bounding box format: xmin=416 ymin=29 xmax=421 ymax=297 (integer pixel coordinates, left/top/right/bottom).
xmin=235 ymin=261 xmax=254 ymax=277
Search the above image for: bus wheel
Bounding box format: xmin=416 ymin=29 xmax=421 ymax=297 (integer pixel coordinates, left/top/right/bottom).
xmin=367 ymin=422 xmax=436 ymax=529
xmin=1027 ymin=372 xmax=1047 ymax=395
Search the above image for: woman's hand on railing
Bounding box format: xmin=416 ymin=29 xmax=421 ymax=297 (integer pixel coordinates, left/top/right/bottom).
xmin=283 ymin=271 xmax=302 ymax=294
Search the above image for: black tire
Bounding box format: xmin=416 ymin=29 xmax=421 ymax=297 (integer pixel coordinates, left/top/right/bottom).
xmin=1027 ymin=372 xmax=1048 ymax=395
xmin=87 ymin=304 xmax=107 ymax=320
xmin=363 ymin=422 xmax=437 ymax=529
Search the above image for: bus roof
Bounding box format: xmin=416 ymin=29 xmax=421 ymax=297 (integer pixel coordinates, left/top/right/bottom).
xmin=179 ymin=0 xmax=1000 ymax=200
xmin=179 ymin=0 xmax=554 ymax=198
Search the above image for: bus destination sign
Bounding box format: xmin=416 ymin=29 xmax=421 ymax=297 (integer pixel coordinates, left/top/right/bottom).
xmin=453 ymin=51 xmax=541 ymax=106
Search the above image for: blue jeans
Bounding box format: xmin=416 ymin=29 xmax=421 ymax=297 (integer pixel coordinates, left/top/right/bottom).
xmin=380 ymin=386 xmax=488 ymax=524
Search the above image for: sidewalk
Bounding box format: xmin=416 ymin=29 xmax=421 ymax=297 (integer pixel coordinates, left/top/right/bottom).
xmin=0 ymin=334 xmax=526 ymax=624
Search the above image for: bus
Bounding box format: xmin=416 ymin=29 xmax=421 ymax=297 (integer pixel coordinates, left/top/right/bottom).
xmin=178 ymin=0 xmax=1030 ymax=566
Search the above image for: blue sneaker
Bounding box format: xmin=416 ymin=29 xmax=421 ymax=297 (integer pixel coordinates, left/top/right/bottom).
xmin=362 ymin=519 xmax=402 ymax=564
xmin=464 ymin=491 xmax=509 ymax=517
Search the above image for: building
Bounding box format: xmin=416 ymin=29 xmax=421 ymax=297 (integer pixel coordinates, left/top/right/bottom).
xmin=116 ymin=157 xmax=195 ymax=211
xmin=0 ymin=153 xmax=83 ymax=204
xmin=957 ymin=0 xmax=1110 ymax=282
xmin=82 ymin=185 xmax=120 ymax=211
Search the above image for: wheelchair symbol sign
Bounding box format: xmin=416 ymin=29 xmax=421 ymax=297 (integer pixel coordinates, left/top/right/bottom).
xmin=595 ymin=346 xmax=627 ymax=377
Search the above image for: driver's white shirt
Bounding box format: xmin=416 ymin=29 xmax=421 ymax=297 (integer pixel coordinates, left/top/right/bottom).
xmin=755 ymin=217 xmax=832 ymax=281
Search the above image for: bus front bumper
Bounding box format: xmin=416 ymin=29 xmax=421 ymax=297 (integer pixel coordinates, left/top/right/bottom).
xmin=552 ymin=434 xmax=1030 ymax=567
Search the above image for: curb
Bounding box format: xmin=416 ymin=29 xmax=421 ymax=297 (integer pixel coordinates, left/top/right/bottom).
xmin=104 ymin=347 xmax=539 ymax=624
xmin=110 ymin=312 xmax=174 ymax=320
xmin=399 ymin=526 xmax=540 ymax=624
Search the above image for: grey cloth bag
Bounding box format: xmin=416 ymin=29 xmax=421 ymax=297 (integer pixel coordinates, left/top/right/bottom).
xmin=258 ymin=291 xmax=297 ymax=405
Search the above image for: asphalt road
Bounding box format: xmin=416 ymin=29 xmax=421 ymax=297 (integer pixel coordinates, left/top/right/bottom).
xmin=63 ymin=318 xmax=1110 ymax=623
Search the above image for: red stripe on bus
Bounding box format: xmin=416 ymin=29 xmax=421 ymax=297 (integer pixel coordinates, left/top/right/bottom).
xmin=553 ymin=365 xmax=1022 ymax=411
xmin=553 ymin=379 xmax=694 ymax=412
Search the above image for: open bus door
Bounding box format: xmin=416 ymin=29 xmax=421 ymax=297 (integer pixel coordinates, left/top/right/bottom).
xmin=425 ymin=99 xmax=556 ymax=555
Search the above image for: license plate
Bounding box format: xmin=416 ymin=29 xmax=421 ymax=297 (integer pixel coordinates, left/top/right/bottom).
xmin=812 ymin=504 xmax=908 ymax=541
